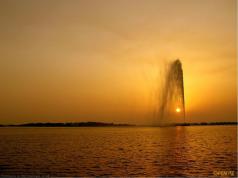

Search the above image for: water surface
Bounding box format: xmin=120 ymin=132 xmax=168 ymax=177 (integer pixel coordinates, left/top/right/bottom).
xmin=0 ymin=126 xmax=237 ymax=176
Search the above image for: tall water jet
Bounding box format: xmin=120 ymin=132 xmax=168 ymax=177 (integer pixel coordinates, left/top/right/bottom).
xmin=159 ymin=59 xmax=185 ymax=124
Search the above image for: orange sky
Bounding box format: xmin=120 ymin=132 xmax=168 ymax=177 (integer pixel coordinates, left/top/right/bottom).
xmin=0 ymin=0 xmax=236 ymax=124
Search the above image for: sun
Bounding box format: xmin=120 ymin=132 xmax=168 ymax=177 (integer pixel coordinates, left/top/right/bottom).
xmin=176 ymin=107 xmax=181 ymax=113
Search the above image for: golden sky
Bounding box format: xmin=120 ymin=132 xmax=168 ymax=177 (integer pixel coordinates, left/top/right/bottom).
xmin=0 ymin=0 xmax=236 ymax=124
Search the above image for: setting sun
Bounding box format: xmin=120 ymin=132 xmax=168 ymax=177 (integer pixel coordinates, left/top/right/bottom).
xmin=176 ymin=107 xmax=181 ymax=113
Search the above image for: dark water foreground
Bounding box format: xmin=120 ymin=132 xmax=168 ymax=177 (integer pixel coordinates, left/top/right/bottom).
xmin=0 ymin=126 xmax=237 ymax=177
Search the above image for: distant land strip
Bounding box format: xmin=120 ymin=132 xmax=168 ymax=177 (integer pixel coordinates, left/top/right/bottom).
xmin=0 ymin=122 xmax=134 ymax=127
xmin=164 ymin=122 xmax=237 ymax=127
xmin=0 ymin=121 xmax=237 ymax=127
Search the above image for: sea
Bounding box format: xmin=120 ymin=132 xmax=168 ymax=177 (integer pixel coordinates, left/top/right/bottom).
xmin=0 ymin=126 xmax=237 ymax=177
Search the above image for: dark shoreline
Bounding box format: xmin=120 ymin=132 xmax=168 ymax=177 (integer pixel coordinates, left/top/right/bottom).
xmin=156 ymin=122 xmax=237 ymax=127
xmin=0 ymin=121 xmax=237 ymax=127
xmin=0 ymin=122 xmax=134 ymax=127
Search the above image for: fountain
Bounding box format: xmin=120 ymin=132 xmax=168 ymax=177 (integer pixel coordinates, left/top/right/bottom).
xmin=158 ymin=59 xmax=185 ymax=124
